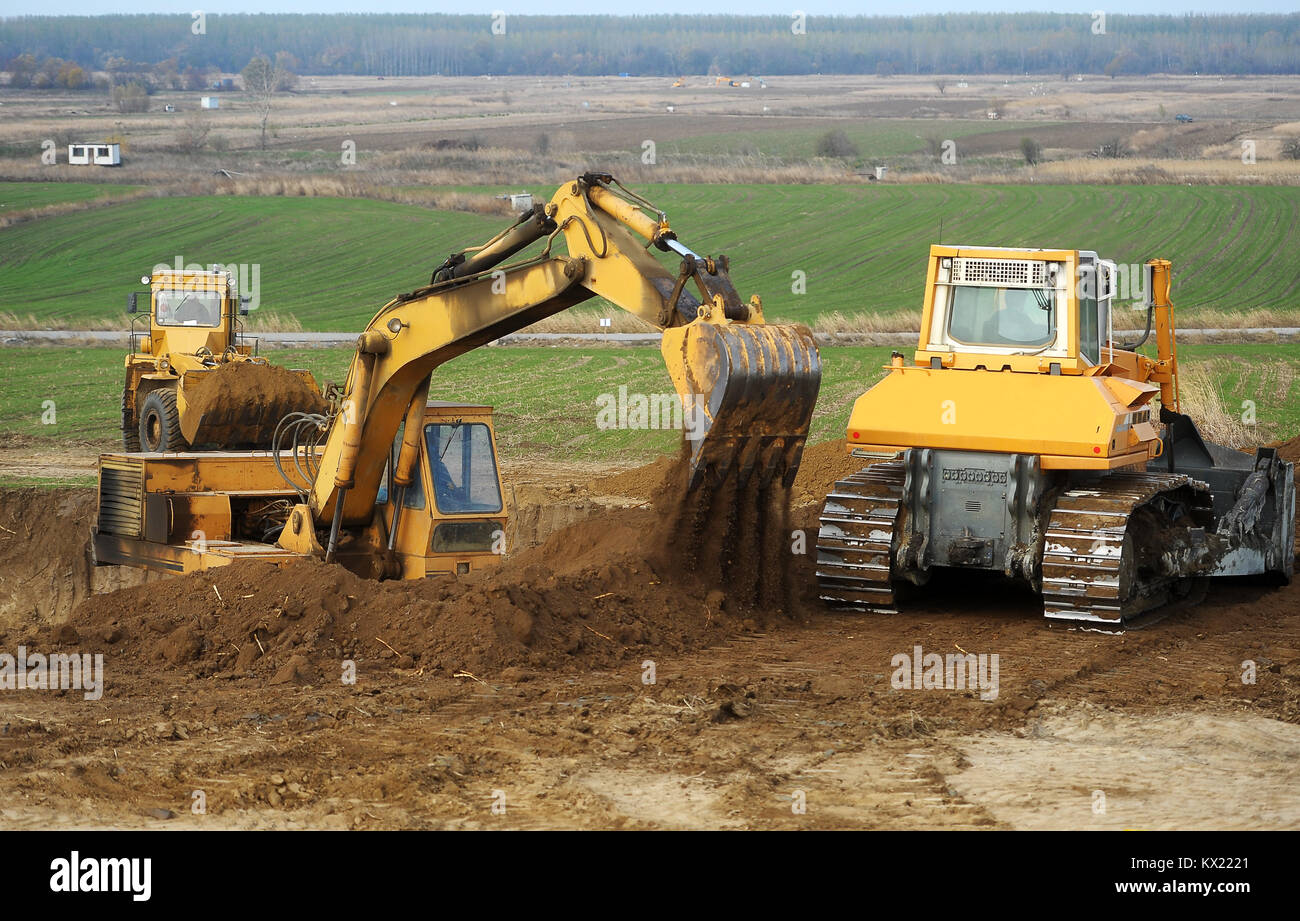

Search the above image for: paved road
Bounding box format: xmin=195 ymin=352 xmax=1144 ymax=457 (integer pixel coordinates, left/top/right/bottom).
xmin=3 ymin=328 xmax=1297 ymax=348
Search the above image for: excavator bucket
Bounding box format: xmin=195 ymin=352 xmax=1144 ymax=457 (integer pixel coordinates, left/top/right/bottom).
xmin=177 ymin=363 xmax=327 ymax=449
xmin=661 ymin=320 xmax=821 ymax=490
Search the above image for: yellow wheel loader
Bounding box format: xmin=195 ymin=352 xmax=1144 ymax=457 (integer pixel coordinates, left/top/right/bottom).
xmin=122 ymin=268 xmax=323 ymax=452
xmin=93 ymin=174 xmax=821 ymax=580
xmin=817 ymin=246 xmax=1294 ymax=626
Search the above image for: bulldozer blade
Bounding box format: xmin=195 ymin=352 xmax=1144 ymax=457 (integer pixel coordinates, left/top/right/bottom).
xmin=661 ymin=320 xmax=821 ymax=490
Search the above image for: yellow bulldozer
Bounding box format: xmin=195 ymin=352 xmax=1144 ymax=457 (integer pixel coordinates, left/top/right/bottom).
xmin=817 ymin=245 xmax=1295 ymax=626
xmin=93 ymin=174 xmax=821 ymax=579
xmin=121 ymin=267 xmax=324 ymax=452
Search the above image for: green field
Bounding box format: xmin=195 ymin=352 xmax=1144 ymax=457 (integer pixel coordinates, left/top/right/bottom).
xmin=0 ymin=344 xmax=892 ymax=460
xmin=0 ymin=182 xmax=141 ymax=213
xmin=2 ymin=345 xmax=1297 ymax=479
xmin=3 ymin=182 xmax=1300 ymax=330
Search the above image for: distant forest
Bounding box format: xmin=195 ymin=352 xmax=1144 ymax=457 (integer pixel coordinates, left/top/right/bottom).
xmin=2 ymin=12 xmax=1299 ymax=81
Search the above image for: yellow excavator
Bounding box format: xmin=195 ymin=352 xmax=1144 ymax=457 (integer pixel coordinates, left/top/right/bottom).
xmin=817 ymin=245 xmax=1294 ymax=625
xmin=93 ymin=174 xmax=821 ymax=579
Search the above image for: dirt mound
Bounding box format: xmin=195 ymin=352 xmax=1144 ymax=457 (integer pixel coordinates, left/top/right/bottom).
xmin=505 ymin=484 xmax=599 ymax=552
xmin=59 ymin=450 xmax=811 ymax=681
xmin=790 ymin=439 xmax=868 ymax=508
xmin=185 ymin=361 xmax=327 ymax=420
xmin=66 ymin=510 xmax=758 ymax=681
xmin=0 ymin=488 xmax=147 ymax=633
xmin=590 ymin=454 xmax=681 ymax=499
xmin=1269 ymin=436 xmax=1300 ymax=490
xmin=1271 ymin=435 xmax=1300 ymax=464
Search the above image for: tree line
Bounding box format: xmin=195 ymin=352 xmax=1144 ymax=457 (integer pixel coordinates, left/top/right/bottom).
xmin=2 ymin=12 xmax=1299 ymax=81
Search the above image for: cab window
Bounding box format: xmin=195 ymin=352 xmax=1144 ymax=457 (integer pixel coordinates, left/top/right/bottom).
xmin=1079 ymin=293 xmax=1100 ymax=365
xmin=155 ymin=289 xmax=222 ymax=328
xmin=403 ymin=460 xmax=426 ymax=509
xmin=376 ymin=422 xmax=425 ymax=509
xmin=425 ymin=422 xmax=502 ymax=514
xmin=948 ymin=285 xmax=1055 ymax=348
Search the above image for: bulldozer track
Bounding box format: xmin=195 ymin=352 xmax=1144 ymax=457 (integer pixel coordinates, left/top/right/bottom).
xmin=1040 ymin=472 xmax=1208 ymax=626
xmin=815 ymin=460 xmax=907 ymax=613
xmin=816 ymin=462 xmax=1216 ymax=626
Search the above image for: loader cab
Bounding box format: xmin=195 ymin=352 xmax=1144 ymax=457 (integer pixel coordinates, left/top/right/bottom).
xmin=132 ymin=269 xmax=239 ymax=362
xmin=916 ymin=245 xmax=1116 ymax=374
xmin=375 ymin=402 xmax=507 ymax=578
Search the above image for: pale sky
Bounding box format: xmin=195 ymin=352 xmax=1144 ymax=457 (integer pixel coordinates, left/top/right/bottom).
xmin=0 ymin=2 xmax=1292 ymax=15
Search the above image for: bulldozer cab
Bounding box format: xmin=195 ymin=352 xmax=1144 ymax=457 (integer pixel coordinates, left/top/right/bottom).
xmin=134 ymin=269 xmax=239 ymax=360
xmin=375 ymin=402 xmax=506 ymax=578
xmin=917 ymin=245 xmax=1116 ymax=374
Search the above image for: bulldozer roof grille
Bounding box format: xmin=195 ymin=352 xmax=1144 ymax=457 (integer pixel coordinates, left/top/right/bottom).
xmin=953 ymin=258 xmax=1049 ymax=288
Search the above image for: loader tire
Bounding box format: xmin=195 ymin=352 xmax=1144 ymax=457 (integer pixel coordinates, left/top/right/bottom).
xmin=121 ymin=385 xmax=140 ymax=452
xmin=139 ymin=389 xmax=188 ymax=453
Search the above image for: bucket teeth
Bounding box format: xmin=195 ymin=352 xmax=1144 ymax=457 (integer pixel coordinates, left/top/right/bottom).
xmin=665 ymin=320 xmax=820 ymax=491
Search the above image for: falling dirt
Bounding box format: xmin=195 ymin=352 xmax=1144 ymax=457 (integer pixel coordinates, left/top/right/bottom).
xmin=184 ymin=361 xmax=327 ymax=422
xmin=650 ymin=448 xmax=797 ymax=616
xmin=591 ymin=438 xmax=868 ymax=515
xmin=1 ymin=443 xmax=1299 ymax=829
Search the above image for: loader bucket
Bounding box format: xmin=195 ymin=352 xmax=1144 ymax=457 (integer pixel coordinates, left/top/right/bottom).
xmin=661 ymin=320 xmax=821 ymax=490
xmin=177 ymin=363 xmax=327 ymax=449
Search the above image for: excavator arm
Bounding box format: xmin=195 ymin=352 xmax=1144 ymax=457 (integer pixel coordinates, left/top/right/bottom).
xmin=277 ymin=174 xmax=821 ymax=560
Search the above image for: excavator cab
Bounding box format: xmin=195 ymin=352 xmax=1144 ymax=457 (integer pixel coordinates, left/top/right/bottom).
xmin=373 ymin=403 xmax=506 ymax=579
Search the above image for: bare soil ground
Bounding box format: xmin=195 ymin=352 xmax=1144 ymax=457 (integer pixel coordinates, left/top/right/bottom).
xmin=0 ymin=440 xmax=101 ymax=481
xmin=0 ymin=440 xmax=1297 ymax=829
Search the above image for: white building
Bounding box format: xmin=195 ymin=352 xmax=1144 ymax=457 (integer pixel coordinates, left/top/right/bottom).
xmin=67 ymin=143 xmax=121 ymax=166
xmin=497 ymin=192 xmax=533 ymax=212
xmin=200 ymin=96 xmax=220 ymax=109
